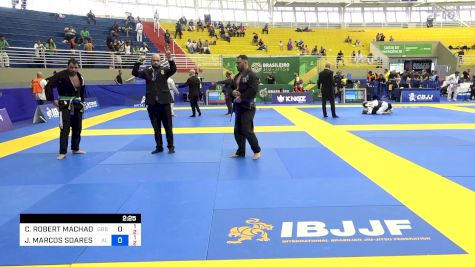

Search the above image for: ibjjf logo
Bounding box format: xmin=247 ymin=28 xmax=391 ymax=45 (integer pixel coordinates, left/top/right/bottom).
xmin=46 ymin=106 xmax=59 ymax=119
xmin=409 ymin=93 xmax=434 ymax=102
xmin=134 ymin=96 xmax=146 ymax=107
xmin=251 ymin=62 xmax=263 ymax=73
xmin=226 ymin=218 xmax=274 ymax=244
xmin=409 ymin=92 xmax=416 ymax=102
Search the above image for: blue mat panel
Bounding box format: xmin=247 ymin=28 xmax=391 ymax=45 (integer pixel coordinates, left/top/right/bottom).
xmin=88 ymin=108 xmax=293 ymax=129
xmin=75 ymin=180 xmax=217 ymax=262
xmin=100 ymin=150 xmax=223 ymax=164
xmin=215 ymin=177 xmax=401 ymax=209
xmin=0 ymin=152 xmax=114 ymax=186
xmin=301 ymin=106 xmax=475 ymax=125
xmin=70 ymin=162 xmax=220 ymax=184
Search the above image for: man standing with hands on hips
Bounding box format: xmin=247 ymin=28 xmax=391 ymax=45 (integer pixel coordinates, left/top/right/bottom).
xmin=230 ymin=55 xmax=261 ymax=160
xmin=132 ymin=50 xmax=177 ymax=154
xmin=318 ymin=62 xmax=339 ymax=118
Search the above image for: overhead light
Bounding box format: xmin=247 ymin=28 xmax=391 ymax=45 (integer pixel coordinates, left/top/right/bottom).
xmin=345 ymin=3 xmax=352 ymax=7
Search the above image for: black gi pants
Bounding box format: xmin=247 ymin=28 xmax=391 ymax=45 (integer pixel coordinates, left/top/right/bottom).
xmin=225 ymin=95 xmax=233 ymax=114
xmin=147 ymin=103 xmax=174 ymax=150
xmin=321 ymin=94 xmax=337 ymax=117
xmin=59 ymin=104 xmax=83 ymax=154
xmin=190 ymin=96 xmax=201 ymax=115
xmin=234 ymin=106 xmax=261 ymax=156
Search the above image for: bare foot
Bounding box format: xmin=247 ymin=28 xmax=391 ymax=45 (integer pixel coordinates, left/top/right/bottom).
xmin=57 ymin=154 xmax=67 ymax=160
xmin=253 ymin=152 xmax=261 ymax=160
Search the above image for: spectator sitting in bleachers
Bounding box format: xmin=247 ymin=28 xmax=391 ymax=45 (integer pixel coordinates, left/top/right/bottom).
xmin=202 ymin=40 xmax=211 ymax=54
xmin=287 ymin=39 xmax=293 ymax=51
xmin=80 ymin=27 xmax=90 ymax=45
xmin=367 ymin=52 xmax=373 ymax=64
xmin=344 ymin=36 xmax=352 ymax=43
xmin=389 ymin=35 xmax=395 ymax=42
xmin=351 ymin=50 xmax=356 ymax=63
xmin=238 ymin=23 xmax=245 ymax=37
xmin=252 ymin=33 xmax=259 ymax=45
xmin=87 ymin=10 xmax=96 ymax=25
xmin=319 ymin=46 xmax=327 ymax=56
xmin=197 ymin=19 xmax=204 ymax=32
xmin=311 ymin=45 xmax=318 ymax=55
xmin=257 ymin=39 xmax=267 ymax=52
xmin=139 ymin=43 xmax=149 ymax=55
xmin=356 ymin=50 xmax=363 ymax=63
xmin=33 ymin=40 xmax=45 ymax=67
xmin=45 ymin=37 xmax=56 ymax=52
xmin=124 ymin=40 xmax=131 ymax=55
xmin=354 ymin=40 xmax=361 ymax=47
xmin=188 ymin=20 xmax=195 ymax=31
xmin=186 ymin=39 xmax=194 ymax=53
xmin=262 ymin=24 xmax=269 ymax=34
xmin=64 ymin=25 xmax=76 ymax=41
xmin=336 ymin=50 xmax=344 ymax=67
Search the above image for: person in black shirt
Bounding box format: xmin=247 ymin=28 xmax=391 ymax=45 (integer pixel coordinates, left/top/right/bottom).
xmin=132 ymin=51 xmax=177 ymax=154
xmin=318 ymin=63 xmax=338 ymax=118
xmin=115 ymin=70 xmax=123 ymax=85
xmin=216 ymin=71 xmax=234 ymax=115
xmin=230 ymin=55 xmax=261 ymax=160
xmin=266 ymin=72 xmax=276 ymax=84
xmin=45 ymin=58 xmax=86 ymax=160
xmin=179 ymin=70 xmax=202 ymax=117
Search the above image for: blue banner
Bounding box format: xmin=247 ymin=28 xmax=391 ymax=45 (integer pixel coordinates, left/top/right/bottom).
xmin=0 ymin=108 xmax=13 ymax=132
xmin=271 ymin=92 xmax=313 ymax=104
xmin=401 ymin=89 xmax=440 ymax=102
xmin=33 ymin=104 xmax=60 ymax=124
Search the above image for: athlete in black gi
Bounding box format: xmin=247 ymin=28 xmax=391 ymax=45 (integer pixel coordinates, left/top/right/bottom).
xmin=178 ymin=69 xmax=202 ymax=117
xmin=132 ymin=51 xmax=177 ymax=154
xmin=230 ymin=55 xmax=261 ymax=160
xmin=45 ymin=58 xmax=86 ymax=160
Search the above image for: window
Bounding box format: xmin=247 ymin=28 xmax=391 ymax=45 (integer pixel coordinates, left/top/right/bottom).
xmin=305 ymin=12 xmax=317 ymax=23
xmin=247 ymin=10 xmax=258 ymax=22
xmin=296 ymin=11 xmax=306 ymax=23
xmin=318 ymin=12 xmax=328 ymax=23
xmin=273 ymin=11 xmax=282 ymax=23
xmin=282 ymin=11 xmax=295 ymax=23
xmin=395 ymin=11 xmax=407 ymax=23
xmin=328 ymin=12 xmax=339 ymax=23
xmin=374 ymin=11 xmax=385 ymax=23
xmin=258 ymin=11 xmax=270 ymax=22
xmin=364 ymin=11 xmax=374 ymax=23
xmin=386 ymin=11 xmax=396 ymax=22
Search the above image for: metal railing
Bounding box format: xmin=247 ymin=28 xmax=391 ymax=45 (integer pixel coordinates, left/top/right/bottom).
xmin=0 ymin=46 xmax=223 ymax=70
xmin=2 ymin=46 xmax=474 ymax=72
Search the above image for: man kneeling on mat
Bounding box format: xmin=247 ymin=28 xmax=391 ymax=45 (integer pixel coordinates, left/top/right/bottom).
xmin=362 ymin=100 xmax=392 ymax=115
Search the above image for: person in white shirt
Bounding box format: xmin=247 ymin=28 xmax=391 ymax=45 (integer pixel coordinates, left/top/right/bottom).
xmin=136 ymin=21 xmax=144 ymax=42
xmin=362 ymin=100 xmax=393 ymax=115
xmin=356 ymin=50 xmax=363 ymax=64
xmin=139 ymin=43 xmax=149 ymax=55
xmin=168 ymin=78 xmax=179 ymax=116
xmin=445 ymin=71 xmax=460 ymax=101
xmin=154 ymin=11 xmax=160 ymax=35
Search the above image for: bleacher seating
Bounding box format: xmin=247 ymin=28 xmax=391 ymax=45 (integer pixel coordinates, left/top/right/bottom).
xmin=0 ymin=7 xmax=157 ymax=53
xmin=161 ymin=22 xmax=475 ymax=58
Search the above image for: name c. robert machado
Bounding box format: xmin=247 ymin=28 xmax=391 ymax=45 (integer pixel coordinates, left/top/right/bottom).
xmin=25 ymin=225 xmax=94 ymax=233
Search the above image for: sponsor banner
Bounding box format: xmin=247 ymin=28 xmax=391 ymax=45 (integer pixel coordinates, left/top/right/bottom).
xmin=207 ymin=206 xmax=465 ymax=259
xmin=223 ymin=57 xmax=304 ymax=85
xmin=0 ymin=108 xmax=13 ymax=132
xmin=380 ymin=44 xmax=432 ymax=56
xmin=33 ymin=104 xmax=60 ymax=124
xmin=83 ymin=97 xmax=100 ymax=111
xmin=271 ymin=92 xmax=313 ymax=104
xmin=401 ymin=89 xmax=440 ymax=102
xmin=207 ymin=90 xmax=226 ymax=105
xmin=343 ymin=88 xmax=366 ymax=103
